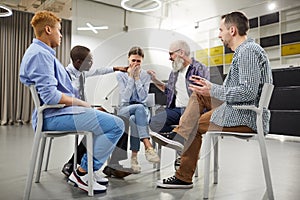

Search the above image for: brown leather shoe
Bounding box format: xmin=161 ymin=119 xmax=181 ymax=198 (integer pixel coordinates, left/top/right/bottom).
xmin=103 ymin=166 xmax=132 ymax=178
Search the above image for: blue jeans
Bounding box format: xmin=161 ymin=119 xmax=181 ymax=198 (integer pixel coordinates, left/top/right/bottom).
xmin=118 ymin=104 xmax=149 ymax=151
xmin=43 ymin=108 xmax=124 ymax=172
xmin=149 ymin=107 xmax=185 ymax=133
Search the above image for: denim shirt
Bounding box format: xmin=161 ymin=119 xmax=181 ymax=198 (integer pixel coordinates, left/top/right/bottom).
xmin=19 ymin=39 xmax=86 ymax=129
xmin=165 ymin=57 xmax=210 ymax=108
xmin=116 ymin=69 xmax=151 ymax=107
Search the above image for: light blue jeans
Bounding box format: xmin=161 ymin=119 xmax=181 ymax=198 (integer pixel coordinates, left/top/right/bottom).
xmin=118 ymin=104 xmax=149 ymax=151
xmin=43 ymin=108 xmax=124 ymax=171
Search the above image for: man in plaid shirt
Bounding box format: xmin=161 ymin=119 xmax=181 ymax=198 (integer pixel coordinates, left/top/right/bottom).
xmin=157 ymin=11 xmax=273 ymax=189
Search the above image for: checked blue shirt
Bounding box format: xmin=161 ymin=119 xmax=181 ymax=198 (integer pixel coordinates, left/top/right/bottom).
xmin=210 ymin=38 xmax=273 ymax=133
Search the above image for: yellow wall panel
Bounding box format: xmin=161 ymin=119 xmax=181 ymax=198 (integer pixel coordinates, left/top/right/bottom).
xmin=225 ymin=53 xmax=233 ymax=64
xmin=281 ymin=43 xmax=300 ymax=56
xmin=196 ymin=49 xmax=208 ymax=58
xmin=197 ymin=57 xmax=209 ymax=66
xmin=209 ymin=46 xmax=224 ymax=56
xmin=209 ymin=55 xmax=223 ymax=66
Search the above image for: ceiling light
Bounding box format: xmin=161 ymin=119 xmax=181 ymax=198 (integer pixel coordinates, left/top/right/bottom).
xmin=77 ymin=23 xmax=108 ymax=34
xmin=0 ymin=5 xmax=13 ymax=17
xmin=121 ymin=0 xmax=162 ymax=13
xmin=268 ymin=2 xmax=276 ymax=10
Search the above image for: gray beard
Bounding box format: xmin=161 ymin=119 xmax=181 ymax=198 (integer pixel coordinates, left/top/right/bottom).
xmin=172 ymin=57 xmax=185 ymax=72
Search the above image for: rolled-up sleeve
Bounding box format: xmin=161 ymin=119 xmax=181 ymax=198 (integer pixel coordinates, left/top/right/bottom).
xmin=211 ymin=49 xmax=260 ymax=104
xmin=26 ymin=53 xmax=62 ymax=104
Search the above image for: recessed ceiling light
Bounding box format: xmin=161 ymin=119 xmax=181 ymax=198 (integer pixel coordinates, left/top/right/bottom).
xmin=268 ymin=2 xmax=276 ymax=10
xmin=121 ymin=0 xmax=162 ymax=13
xmin=77 ymin=23 xmax=108 ymax=34
xmin=0 ymin=5 xmax=13 ymax=17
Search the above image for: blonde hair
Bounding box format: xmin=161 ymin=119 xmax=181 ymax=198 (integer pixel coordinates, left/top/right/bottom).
xmin=30 ymin=11 xmax=61 ymax=37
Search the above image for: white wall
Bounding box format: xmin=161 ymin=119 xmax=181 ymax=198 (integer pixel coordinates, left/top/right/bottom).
xmin=71 ymin=0 xmax=300 ymax=110
xmin=74 ymin=28 xmax=202 ymax=111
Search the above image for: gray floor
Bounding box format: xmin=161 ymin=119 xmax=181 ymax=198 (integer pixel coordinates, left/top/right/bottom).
xmin=0 ymin=124 xmax=300 ymax=200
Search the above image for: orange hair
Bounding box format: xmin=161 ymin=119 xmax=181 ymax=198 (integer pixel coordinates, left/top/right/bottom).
xmin=30 ymin=11 xmax=61 ymax=37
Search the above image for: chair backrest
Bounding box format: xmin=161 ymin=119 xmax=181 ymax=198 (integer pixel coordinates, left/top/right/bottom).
xmin=146 ymin=93 xmax=155 ymax=107
xmin=110 ymin=86 xmax=120 ymax=108
xmin=29 ymin=85 xmax=41 ymax=109
xmin=110 ymin=86 xmax=156 ymax=117
xmin=28 ymin=85 xmax=45 ymax=133
xmin=259 ymin=83 xmax=274 ymax=109
xmin=111 ymin=87 xmax=156 ymax=108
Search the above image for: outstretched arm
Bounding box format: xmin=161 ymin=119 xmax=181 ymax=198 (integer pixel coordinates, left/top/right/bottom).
xmin=147 ymin=70 xmax=165 ymax=92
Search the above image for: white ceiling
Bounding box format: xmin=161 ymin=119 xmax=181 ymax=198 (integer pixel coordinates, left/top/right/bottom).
xmin=1 ymin=0 xmax=72 ymax=18
xmin=2 ymin=0 xmax=300 ymax=40
xmin=2 ymin=0 xmax=300 ymax=20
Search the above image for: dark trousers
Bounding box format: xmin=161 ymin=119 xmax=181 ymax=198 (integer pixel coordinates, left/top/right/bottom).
xmin=149 ymin=107 xmax=185 ymax=133
xmin=67 ymin=115 xmax=129 ymax=166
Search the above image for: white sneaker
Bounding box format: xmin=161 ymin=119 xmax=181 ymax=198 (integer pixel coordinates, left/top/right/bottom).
xmin=145 ymin=147 xmax=160 ymax=163
xmin=94 ymin=172 xmax=108 ymax=185
xmin=150 ymin=132 xmax=184 ymax=153
xmin=68 ymin=171 xmax=107 ymax=193
xmin=131 ymin=157 xmax=141 ymax=174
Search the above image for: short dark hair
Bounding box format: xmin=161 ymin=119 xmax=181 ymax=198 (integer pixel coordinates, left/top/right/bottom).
xmin=70 ymin=45 xmax=90 ymax=63
xmin=128 ymin=46 xmax=144 ymax=58
xmin=221 ymin=11 xmax=249 ymax=36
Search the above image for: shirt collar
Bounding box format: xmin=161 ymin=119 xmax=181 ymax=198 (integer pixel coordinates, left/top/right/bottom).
xmin=67 ymin=63 xmax=82 ymax=77
xmin=33 ymin=38 xmax=56 ymax=56
xmin=235 ymin=38 xmax=254 ymax=53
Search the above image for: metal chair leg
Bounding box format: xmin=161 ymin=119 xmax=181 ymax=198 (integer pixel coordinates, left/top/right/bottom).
xmin=157 ymin=144 xmax=162 ymax=171
xmin=74 ymin=135 xmax=78 ymax=171
xmin=152 ymin=139 xmax=157 ymax=169
xmin=203 ymin=134 xmax=212 ymax=199
xmin=35 ymin=136 xmax=47 ymax=183
xmin=257 ymin=132 xmax=274 ymax=199
xmin=86 ymin=133 xmax=94 ymax=196
xmin=44 ymin=137 xmax=53 ymax=171
xmin=212 ymin=136 xmax=219 ymax=184
xmin=194 ymin=163 xmax=199 ymax=178
xmin=23 ymin=132 xmax=42 ymax=200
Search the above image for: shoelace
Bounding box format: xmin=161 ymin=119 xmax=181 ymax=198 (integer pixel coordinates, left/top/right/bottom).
xmin=164 ymin=176 xmax=176 ymax=183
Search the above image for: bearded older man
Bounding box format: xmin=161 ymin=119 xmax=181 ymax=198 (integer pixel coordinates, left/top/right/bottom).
xmin=148 ymin=40 xmax=210 ymax=149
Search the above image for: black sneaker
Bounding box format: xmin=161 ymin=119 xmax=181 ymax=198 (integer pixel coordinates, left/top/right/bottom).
xmin=62 ymin=163 xmax=73 ymax=177
xmin=156 ymin=176 xmax=193 ymax=189
xmin=150 ymin=131 xmax=184 ymax=152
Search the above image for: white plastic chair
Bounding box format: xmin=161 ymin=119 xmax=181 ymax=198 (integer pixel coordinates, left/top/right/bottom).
xmin=203 ymin=83 xmax=274 ymax=199
xmin=24 ymin=85 xmax=94 ymax=200
xmin=110 ymin=86 xmax=156 ymax=117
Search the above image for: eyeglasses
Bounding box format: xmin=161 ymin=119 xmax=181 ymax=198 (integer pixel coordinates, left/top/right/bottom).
xmin=169 ymin=49 xmax=181 ymax=57
xmin=131 ymin=59 xmax=141 ymax=63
